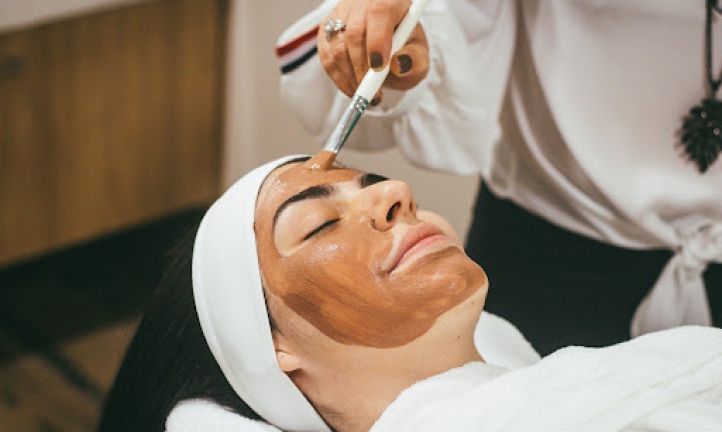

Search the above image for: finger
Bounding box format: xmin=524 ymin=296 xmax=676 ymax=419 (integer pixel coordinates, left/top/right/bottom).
xmin=385 ymin=26 xmax=429 ymax=91
xmin=370 ymin=90 xmax=384 ymax=107
xmin=317 ymin=3 xmax=359 ymax=98
xmin=366 ymin=0 xmax=411 ymax=70
xmin=343 ymin=1 xmax=371 ymax=88
xmin=385 ymin=46 xmax=429 ymax=91
xmin=317 ymin=29 xmax=358 ymax=97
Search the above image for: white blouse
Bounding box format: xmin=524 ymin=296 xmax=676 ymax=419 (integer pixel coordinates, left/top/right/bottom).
xmin=276 ymin=0 xmax=722 ymax=335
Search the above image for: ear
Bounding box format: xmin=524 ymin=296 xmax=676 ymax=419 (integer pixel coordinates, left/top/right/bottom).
xmin=273 ymin=332 xmax=302 ymax=373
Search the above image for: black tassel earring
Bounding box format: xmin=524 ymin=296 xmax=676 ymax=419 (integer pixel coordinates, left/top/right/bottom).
xmin=679 ymin=0 xmax=722 ymax=173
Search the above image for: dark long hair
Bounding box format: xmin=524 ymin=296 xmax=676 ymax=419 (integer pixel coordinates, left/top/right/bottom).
xmin=96 ymin=225 xmax=262 ymax=431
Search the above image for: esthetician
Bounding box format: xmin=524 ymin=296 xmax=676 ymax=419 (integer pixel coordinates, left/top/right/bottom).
xmin=97 ymin=154 xmax=722 ymax=432
xmin=275 ymin=0 xmax=722 ymax=354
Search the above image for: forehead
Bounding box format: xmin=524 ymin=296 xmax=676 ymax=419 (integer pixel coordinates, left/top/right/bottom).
xmin=256 ymin=161 xmax=362 ymax=217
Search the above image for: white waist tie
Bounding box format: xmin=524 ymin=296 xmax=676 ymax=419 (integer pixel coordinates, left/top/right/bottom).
xmin=631 ymin=221 xmax=722 ymax=337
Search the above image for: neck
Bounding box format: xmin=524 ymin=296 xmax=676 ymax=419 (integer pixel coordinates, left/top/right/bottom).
xmin=310 ymin=315 xmax=483 ymax=432
xmin=286 ymin=287 xmax=488 ymax=432
xmin=320 ymin=345 xmax=482 ymax=432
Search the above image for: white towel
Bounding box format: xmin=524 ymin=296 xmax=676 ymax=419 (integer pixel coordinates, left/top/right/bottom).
xmin=371 ymin=326 xmax=722 ymax=432
xmin=166 ymin=312 xmax=537 ymax=431
xmin=167 ymin=323 xmax=722 ymax=432
xmin=167 ymin=399 xmax=283 ymax=432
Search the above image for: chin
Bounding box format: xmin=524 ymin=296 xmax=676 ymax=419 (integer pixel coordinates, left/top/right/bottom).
xmin=449 ymin=252 xmax=489 ymax=302
xmin=451 ymin=276 xmax=489 ymax=322
xmin=436 ymin=246 xmax=488 ymax=284
xmin=401 ymin=247 xmax=488 ymax=302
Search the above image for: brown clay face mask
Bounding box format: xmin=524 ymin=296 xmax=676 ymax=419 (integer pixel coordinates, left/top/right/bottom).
xmin=255 ymin=152 xmax=486 ymax=348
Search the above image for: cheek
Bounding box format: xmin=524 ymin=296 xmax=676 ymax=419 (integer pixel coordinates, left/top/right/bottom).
xmin=278 ymin=238 xmax=385 ymax=300
xmin=265 ymin=235 xmax=402 ymax=344
xmin=262 ymin=228 xmax=482 ymax=349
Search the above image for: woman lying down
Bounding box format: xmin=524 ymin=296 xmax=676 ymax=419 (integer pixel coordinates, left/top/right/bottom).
xmin=97 ymin=153 xmax=722 ymax=432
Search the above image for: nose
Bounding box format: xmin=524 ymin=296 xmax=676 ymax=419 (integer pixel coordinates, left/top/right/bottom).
xmin=363 ymin=180 xmax=416 ymax=231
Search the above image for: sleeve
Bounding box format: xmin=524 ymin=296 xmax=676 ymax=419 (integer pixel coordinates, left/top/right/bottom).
xmin=276 ymin=0 xmax=517 ymax=176
xmin=166 ymin=399 xmax=283 ymax=432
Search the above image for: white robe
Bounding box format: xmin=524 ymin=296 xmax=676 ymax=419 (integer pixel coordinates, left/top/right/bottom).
xmin=372 ymin=326 xmax=722 ymax=432
xmin=166 ymin=320 xmax=722 ymax=431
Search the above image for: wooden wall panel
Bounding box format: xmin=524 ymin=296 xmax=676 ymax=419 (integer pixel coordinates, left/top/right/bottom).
xmin=0 ymin=33 xmax=57 ymax=265
xmin=0 ymin=0 xmax=225 ymax=266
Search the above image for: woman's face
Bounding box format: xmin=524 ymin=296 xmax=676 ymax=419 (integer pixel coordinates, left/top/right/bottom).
xmin=254 ymin=154 xmax=487 ymax=348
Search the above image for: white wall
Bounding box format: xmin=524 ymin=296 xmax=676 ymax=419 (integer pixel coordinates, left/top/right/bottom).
xmin=224 ymin=0 xmax=479 ymax=239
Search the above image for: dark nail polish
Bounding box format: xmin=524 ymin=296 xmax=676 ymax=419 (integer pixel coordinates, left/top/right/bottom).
xmin=397 ymin=54 xmax=412 ymax=74
xmin=370 ymin=96 xmax=382 ymax=106
xmin=370 ymin=52 xmax=383 ymax=69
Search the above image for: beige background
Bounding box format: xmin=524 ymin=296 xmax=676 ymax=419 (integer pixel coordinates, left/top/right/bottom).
xmin=225 ymin=0 xmax=480 ymax=239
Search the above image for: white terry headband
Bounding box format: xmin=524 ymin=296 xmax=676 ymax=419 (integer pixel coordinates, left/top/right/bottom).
xmin=192 ymin=155 xmax=331 ymax=431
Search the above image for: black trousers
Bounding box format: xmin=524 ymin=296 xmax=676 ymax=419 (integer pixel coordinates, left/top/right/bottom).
xmin=465 ymin=182 xmax=722 ymax=356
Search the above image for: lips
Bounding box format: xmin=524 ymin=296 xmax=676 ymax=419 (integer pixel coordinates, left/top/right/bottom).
xmin=387 ymin=223 xmax=451 ymax=273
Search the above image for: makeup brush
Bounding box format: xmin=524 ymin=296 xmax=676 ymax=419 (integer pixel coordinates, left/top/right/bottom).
xmin=322 ymin=0 xmax=430 ymax=157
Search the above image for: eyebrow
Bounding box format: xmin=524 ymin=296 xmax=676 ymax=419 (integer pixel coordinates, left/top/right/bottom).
xmin=272 ymin=172 xmax=389 ymax=230
xmin=359 ymin=172 xmax=388 ymax=188
xmin=273 ymin=184 xmax=333 ymax=229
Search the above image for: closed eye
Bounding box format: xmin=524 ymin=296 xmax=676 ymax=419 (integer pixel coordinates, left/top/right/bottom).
xmin=304 ymin=219 xmax=339 ymax=240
